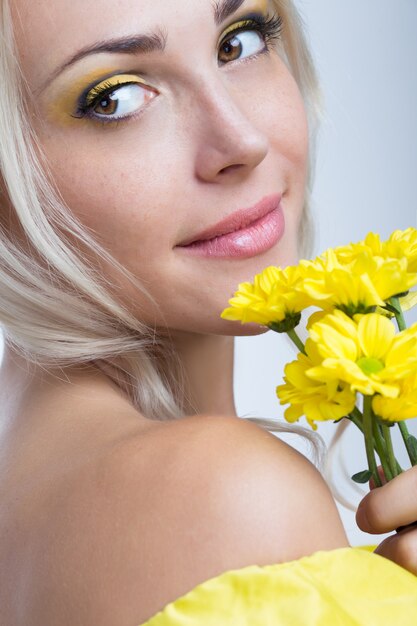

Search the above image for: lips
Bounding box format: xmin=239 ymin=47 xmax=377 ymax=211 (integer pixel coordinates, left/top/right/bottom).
xmin=176 ymin=193 xmax=282 ymax=247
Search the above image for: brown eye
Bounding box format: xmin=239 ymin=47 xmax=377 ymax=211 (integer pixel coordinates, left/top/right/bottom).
xmin=219 ymin=35 xmax=242 ymax=62
xmin=92 ymin=84 xmax=155 ymax=118
xmin=218 ymin=30 xmax=265 ymax=64
xmin=95 ymin=93 xmax=118 ymax=115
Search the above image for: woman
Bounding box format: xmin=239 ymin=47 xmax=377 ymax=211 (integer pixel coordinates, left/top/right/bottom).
xmin=0 ymin=0 xmax=416 ymax=624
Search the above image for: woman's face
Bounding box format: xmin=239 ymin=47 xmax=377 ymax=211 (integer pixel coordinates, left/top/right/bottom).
xmin=14 ymin=0 xmax=309 ymax=336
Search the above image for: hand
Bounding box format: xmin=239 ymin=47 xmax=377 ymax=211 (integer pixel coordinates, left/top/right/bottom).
xmin=356 ymin=465 xmax=417 ymax=576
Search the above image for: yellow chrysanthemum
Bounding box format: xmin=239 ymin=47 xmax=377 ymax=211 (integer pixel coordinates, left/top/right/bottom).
xmin=221 ymin=265 xmax=311 ymax=327
xmin=372 ymin=371 xmax=417 ymax=422
xmin=336 ymin=228 xmax=417 ymax=273
xmin=306 ymin=310 xmax=417 ymax=397
xmin=387 ymin=228 xmax=417 ymax=272
xmin=276 ymin=338 xmax=357 ymax=430
xmin=296 ymin=248 xmax=417 ymax=315
xmin=298 ymin=251 xmax=384 ymax=311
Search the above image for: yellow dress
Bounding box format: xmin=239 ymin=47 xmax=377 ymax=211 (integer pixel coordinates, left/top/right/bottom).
xmin=138 ymin=546 xmax=417 ymax=625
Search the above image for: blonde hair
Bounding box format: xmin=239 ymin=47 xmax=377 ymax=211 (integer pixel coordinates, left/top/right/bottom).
xmin=0 ymin=0 xmax=331 ymax=470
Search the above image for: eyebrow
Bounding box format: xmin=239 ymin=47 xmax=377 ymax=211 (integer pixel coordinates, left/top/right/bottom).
xmin=38 ymin=0 xmax=246 ymax=94
xmin=212 ymin=0 xmax=246 ymax=25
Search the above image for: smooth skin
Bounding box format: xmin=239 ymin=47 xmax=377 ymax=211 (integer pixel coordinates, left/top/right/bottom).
xmin=0 ymin=357 xmax=349 ymax=624
xmin=0 ymin=0 xmax=416 ymax=623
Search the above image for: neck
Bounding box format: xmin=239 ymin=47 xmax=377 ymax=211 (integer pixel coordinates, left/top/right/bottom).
xmin=0 ymin=332 xmax=238 ymax=425
xmin=170 ymin=332 xmax=237 ymax=418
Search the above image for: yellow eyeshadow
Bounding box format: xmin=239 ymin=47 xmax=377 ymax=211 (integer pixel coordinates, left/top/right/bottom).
xmin=220 ymin=0 xmax=268 ymax=40
xmin=251 ymin=0 xmax=268 ymax=13
xmin=47 ymin=68 xmax=117 ymax=124
xmin=221 ymin=19 xmax=257 ymax=39
xmin=84 ymin=73 xmax=148 ymax=106
xmin=46 ymin=69 xmax=146 ymax=126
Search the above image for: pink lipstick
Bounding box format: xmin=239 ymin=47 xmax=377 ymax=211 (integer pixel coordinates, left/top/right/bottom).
xmin=175 ymin=193 xmax=285 ymax=259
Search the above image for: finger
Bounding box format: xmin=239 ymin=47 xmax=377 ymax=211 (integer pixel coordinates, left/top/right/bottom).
xmin=374 ymin=530 xmax=417 ymax=577
xmin=356 ymin=465 xmax=417 ymax=534
xmin=396 ymin=521 xmax=417 ymax=533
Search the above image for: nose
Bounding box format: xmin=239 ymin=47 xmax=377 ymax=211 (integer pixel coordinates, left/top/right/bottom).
xmin=192 ymin=79 xmax=269 ymax=183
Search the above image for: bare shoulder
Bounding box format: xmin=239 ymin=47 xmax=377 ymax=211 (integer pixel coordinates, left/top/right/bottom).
xmin=144 ymin=414 xmax=350 ymax=564
xmin=102 ymin=415 xmax=348 ymax=621
xmin=22 ymin=415 xmax=349 ymax=625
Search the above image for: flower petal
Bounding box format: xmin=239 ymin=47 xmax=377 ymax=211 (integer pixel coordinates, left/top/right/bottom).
xmin=357 ymin=314 xmax=395 ymax=360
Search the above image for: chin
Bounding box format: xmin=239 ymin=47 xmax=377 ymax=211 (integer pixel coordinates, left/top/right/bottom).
xmin=218 ymin=318 xmax=271 ymax=337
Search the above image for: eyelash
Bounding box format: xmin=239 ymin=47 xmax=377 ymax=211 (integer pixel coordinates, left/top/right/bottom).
xmin=219 ymin=13 xmax=284 ymax=63
xmin=72 ymin=13 xmax=284 ymax=127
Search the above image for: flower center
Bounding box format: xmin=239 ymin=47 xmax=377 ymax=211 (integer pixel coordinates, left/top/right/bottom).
xmin=356 ymin=357 xmax=384 ymax=376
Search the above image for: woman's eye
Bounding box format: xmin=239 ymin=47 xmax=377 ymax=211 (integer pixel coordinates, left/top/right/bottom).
xmin=74 ymin=81 xmax=157 ymax=123
xmin=92 ymin=83 xmax=156 ymax=119
xmin=218 ymin=30 xmax=266 ymax=64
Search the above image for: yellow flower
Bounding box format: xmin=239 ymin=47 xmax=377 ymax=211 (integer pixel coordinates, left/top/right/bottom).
xmin=335 ymin=228 xmax=417 ymax=273
xmin=400 ymin=290 xmax=417 ymax=312
xmin=296 ymin=249 xmax=417 ymax=315
xmin=376 ymin=291 xmax=417 ymax=316
xmin=372 ymin=372 xmax=417 ymax=422
xmin=362 ymin=229 xmax=417 ymax=274
xmin=221 ymin=265 xmax=311 ymax=327
xmin=387 ymin=228 xmax=417 ymax=272
xmin=276 ymin=338 xmax=357 ymax=430
xmin=306 ymin=309 xmax=329 ymax=329
xmin=306 ymin=310 xmax=417 ymax=397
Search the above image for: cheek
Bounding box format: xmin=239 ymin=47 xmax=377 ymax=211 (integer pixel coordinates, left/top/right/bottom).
xmin=41 ymin=123 xmax=184 ymax=259
xmin=35 ymin=130 xmax=188 ymax=324
xmin=245 ymin=57 xmax=309 ymax=223
xmin=259 ymin=68 xmax=310 ymax=254
xmin=237 ymin=54 xmax=309 ymax=174
xmin=266 ymin=74 xmax=309 ymax=181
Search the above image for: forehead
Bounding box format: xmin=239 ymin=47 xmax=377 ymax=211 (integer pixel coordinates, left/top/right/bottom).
xmin=13 ymin=0 xmax=268 ymax=93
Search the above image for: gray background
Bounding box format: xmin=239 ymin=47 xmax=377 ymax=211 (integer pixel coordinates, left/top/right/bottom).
xmin=0 ymin=1 xmax=416 ymax=547
xmin=235 ymin=0 xmax=417 ymax=545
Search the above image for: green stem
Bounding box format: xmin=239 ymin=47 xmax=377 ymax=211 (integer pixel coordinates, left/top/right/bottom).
xmin=372 ymin=420 xmax=394 ymax=482
xmin=386 ymin=296 xmax=413 ymax=472
xmin=349 ymin=407 xmax=365 ymax=433
xmin=287 ymin=329 xmax=306 ymax=354
xmin=390 ymin=296 xmax=406 ymax=331
xmin=398 ymin=421 xmax=417 ymax=466
xmin=363 ymin=396 xmax=382 ymax=488
xmin=348 ymin=406 xmax=402 ymax=477
xmin=381 ymin=423 xmax=402 ymax=478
